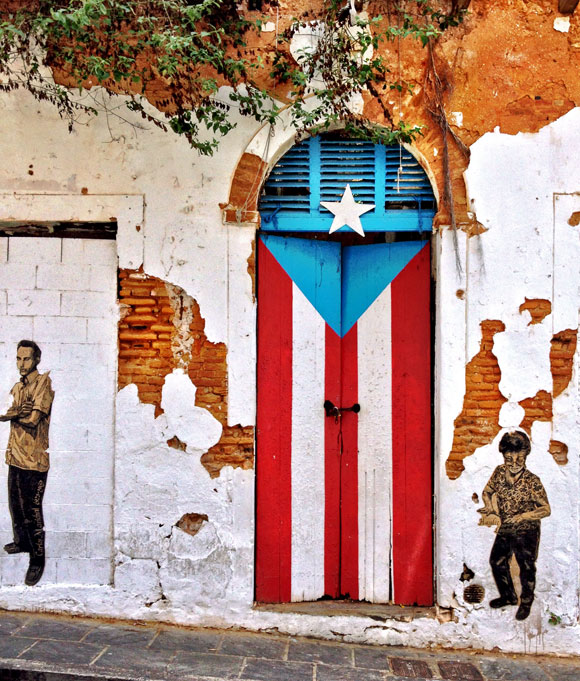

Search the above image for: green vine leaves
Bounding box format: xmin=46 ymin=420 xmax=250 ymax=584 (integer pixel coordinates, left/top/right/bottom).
xmin=0 ymin=0 xmax=466 ymax=154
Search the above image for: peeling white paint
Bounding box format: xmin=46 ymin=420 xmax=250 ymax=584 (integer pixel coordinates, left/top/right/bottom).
xmin=0 ymin=85 xmax=579 ymax=655
xmin=553 ymin=16 xmax=570 ymax=32
xmin=450 ymin=111 xmax=463 ymax=127
xmin=498 ymin=402 xmax=525 ymax=428
xmin=160 ymin=370 xmax=222 ymax=455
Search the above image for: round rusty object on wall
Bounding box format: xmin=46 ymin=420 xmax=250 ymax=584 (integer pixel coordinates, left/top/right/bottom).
xmin=463 ymin=584 xmax=485 ymax=604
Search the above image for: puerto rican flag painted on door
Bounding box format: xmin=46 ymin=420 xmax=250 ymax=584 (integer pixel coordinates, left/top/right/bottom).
xmin=256 ymin=235 xmax=432 ymax=606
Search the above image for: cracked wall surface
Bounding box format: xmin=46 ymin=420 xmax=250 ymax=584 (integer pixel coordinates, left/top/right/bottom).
xmin=118 ymin=269 xmax=254 ymax=477
xmin=1 ymin=0 xmax=580 ymax=657
xmin=437 ymin=110 xmax=580 ymax=653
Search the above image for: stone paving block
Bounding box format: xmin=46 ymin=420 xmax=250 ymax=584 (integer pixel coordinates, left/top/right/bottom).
xmin=218 ymin=634 xmax=287 ymax=659
xmin=92 ymin=644 xmax=175 ymax=675
xmin=390 ymin=656 xmax=433 ymax=678
xmin=83 ymin=623 xmax=158 ymax=648
xmin=288 ymin=640 xmax=353 ymax=665
xmin=316 ymin=662 xmax=386 ymax=681
xmin=354 ymin=646 xmax=391 ymax=670
xmin=479 ymin=657 xmax=551 ymax=681
xmin=0 ymin=614 xmax=30 ymax=635
xmin=540 ymin=663 xmax=580 ymax=681
xmin=241 ymin=657 xmax=314 ymax=681
xmin=439 ymin=660 xmax=484 ymax=680
xmin=0 ymin=634 xmax=35 ymax=659
xmin=149 ymin=629 xmax=222 ymax=653
xmin=18 ymin=639 xmax=104 ymax=665
xmin=15 ymin=618 xmax=97 ymax=642
xmin=168 ymin=650 xmax=244 ymax=679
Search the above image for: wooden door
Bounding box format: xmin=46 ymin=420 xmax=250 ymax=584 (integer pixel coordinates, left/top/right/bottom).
xmin=255 ymin=235 xmax=432 ymax=605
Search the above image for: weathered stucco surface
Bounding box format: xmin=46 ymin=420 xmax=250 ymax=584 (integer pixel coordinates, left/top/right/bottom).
xmin=0 ymin=0 xmax=579 ymax=656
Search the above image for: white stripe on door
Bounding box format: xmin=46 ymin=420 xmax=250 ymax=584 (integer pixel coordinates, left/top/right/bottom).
xmin=290 ymin=284 xmax=326 ymax=601
xmin=357 ymin=285 xmax=393 ymax=603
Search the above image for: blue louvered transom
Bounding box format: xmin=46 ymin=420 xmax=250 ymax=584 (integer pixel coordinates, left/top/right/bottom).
xmin=259 ymin=136 xmax=436 ymax=232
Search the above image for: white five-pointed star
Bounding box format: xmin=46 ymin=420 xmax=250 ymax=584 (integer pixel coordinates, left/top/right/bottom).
xmin=320 ymin=184 xmax=375 ymax=237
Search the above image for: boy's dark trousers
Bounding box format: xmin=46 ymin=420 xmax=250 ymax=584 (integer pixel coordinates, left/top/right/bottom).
xmin=490 ymin=524 xmax=540 ymax=604
xmin=7 ymin=465 xmax=47 ymax=564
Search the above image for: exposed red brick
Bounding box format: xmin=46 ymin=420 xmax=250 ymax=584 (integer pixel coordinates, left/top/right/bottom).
xmin=519 ymin=298 xmax=551 ymax=325
xmin=167 ymin=435 xmax=187 ymax=451
xmin=247 ymin=237 xmax=256 ymax=302
xmin=549 ymin=440 xmax=569 ymax=466
xmin=519 ymin=390 xmax=553 ymax=433
xmin=118 ymin=269 xmax=254 ymax=477
xmin=176 ymin=513 xmax=208 ymax=537
xmin=223 ymin=152 xmax=267 ymax=224
xmin=446 ymin=320 xmax=506 ymax=480
xmin=550 ymin=329 xmax=578 ymax=398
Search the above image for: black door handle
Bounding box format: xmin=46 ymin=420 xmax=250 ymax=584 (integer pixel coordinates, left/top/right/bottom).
xmin=324 ymin=400 xmax=360 ymax=417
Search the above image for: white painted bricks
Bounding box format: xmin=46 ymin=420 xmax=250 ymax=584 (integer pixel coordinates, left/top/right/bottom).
xmin=0 ymin=236 xmax=117 ymax=586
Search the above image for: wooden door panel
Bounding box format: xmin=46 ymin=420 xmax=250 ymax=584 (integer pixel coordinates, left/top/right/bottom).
xmin=256 ymin=236 xmax=432 ymax=606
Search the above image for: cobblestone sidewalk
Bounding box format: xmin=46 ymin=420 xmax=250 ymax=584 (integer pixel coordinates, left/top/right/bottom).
xmin=0 ymin=610 xmax=578 ymax=681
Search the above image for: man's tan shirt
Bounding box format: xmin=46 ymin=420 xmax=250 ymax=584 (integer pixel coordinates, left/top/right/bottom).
xmin=5 ymin=370 xmax=54 ymax=472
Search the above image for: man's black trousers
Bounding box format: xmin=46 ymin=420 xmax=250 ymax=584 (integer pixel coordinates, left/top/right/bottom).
xmin=8 ymin=465 xmax=47 ymax=560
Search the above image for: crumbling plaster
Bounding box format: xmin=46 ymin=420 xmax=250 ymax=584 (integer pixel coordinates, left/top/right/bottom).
xmin=437 ymin=108 xmax=580 ymax=651
xmin=0 ymin=66 xmax=579 ymax=651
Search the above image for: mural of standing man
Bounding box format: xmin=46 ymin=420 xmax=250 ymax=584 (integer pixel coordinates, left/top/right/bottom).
xmin=478 ymin=430 xmax=551 ymax=621
xmin=0 ymin=340 xmax=54 ymax=586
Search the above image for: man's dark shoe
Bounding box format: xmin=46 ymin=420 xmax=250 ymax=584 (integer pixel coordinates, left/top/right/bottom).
xmin=515 ymin=602 xmax=532 ymax=620
xmin=489 ymin=596 xmax=518 ymax=608
xmin=4 ymin=542 xmax=29 ymax=554
xmin=25 ymin=560 xmax=44 ymax=586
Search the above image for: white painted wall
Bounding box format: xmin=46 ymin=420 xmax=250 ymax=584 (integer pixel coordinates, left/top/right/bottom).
xmin=0 ymin=86 xmax=578 ymax=654
xmin=0 ymin=236 xmax=118 ymax=585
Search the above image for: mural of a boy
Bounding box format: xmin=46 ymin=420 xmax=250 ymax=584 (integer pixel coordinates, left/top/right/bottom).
xmin=478 ymin=430 xmax=551 ymax=621
xmin=0 ymin=340 xmax=54 ymax=586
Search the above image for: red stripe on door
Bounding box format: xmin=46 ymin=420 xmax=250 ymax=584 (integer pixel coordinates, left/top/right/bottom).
xmin=340 ymin=323 xmax=359 ymax=600
xmin=391 ymin=243 xmax=433 ymax=606
xmin=255 ymin=239 xmax=293 ymax=603
xmin=324 ymin=325 xmax=342 ymax=598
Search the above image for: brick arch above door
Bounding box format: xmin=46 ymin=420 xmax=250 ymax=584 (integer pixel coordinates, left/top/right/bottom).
xmin=221 ymin=132 xmax=439 ymax=228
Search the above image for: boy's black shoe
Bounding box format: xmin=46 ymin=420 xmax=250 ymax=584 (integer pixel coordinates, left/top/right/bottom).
xmin=515 ymin=602 xmax=532 ymax=620
xmin=3 ymin=542 xmax=29 ymax=554
xmin=489 ymin=596 xmax=518 ymax=608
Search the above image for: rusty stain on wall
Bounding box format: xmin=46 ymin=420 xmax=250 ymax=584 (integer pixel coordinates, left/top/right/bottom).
xmin=549 ymin=440 xmax=569 ymax=465
xmin=446 ymin=320 xmax=506 ymax=480
xmin=519 ymin=298 xmax=552 ymax=325
xmin=118 ymin=269 xmax=254 ymax=477
xmin=550 ymin=328 xmax=578 ymax=397
xmin=568 ymin=211 xmax=580 ymax=226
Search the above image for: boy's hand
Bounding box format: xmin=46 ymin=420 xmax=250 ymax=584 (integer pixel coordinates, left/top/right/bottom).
xmin=477 ymin=508 xmax=501 ymax=526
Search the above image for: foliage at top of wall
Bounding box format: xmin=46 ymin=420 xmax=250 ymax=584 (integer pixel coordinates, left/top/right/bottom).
xmin=0 ymin=0 xmax=466 ymax=154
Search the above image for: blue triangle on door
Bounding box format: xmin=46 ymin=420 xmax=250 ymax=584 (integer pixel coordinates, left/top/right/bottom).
xmin=260 ymin=235 xmax=342 ymax=335
xmin=260 ymin=235 xmax=426 ymax=337
xmin=341 ymin=241 xmax=425 ymax=336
